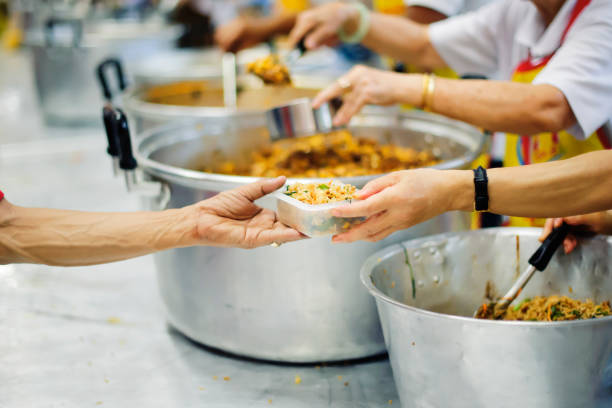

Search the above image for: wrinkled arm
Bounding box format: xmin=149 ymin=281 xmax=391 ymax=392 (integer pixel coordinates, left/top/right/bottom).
xmin=0 ymin=177 xmax=302 ymax=266
xmin=0 ymin=200 xmax=197 ymax=266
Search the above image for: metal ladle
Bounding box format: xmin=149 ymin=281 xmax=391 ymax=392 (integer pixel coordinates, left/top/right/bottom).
xmin=265 ymin=97 xmax=343 ymax=141
xmin=475 ymin=222 xmax=570 ymax=319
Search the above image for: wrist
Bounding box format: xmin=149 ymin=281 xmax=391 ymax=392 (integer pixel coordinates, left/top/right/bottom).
xmin=396 ymin=74 xmax=424 ymax=106
xmin=341 ymin=5 xmax=361 ymax=37
xmin=444 ymin=170 xmax=474 ymax=212
xmin=159 ymin=206 xmax=202 ymax=249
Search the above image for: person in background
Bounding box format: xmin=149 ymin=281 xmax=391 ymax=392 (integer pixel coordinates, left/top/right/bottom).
xmin=0 ymin=177 xmax=302 ymax=266
xmin=301 ymin=0 xmax=612 ymax=228
xmin=403 ymin=0 xmax=496 ymax=23
xmin=214 ymin=0 xmax=496 ymax=53
xmin=328 ymin=150 xmax=612 ymax=252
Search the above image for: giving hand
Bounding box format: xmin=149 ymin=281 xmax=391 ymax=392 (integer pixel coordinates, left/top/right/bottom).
xmin=194 ymin=176 xmax=304 ymax=248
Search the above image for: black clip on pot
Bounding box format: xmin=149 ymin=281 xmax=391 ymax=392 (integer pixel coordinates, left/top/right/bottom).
xmin=102 ymin=106 xmax=121 ymax=175
xmin=97 ymin=58 xmax=127 ymax=175
xmin=96 ymin=58 xmax=127 ymax=103
xmin=111 ymin=109 xmax=169 ymax=208
xmin=114 ymin=109 xmax=139 ymax=191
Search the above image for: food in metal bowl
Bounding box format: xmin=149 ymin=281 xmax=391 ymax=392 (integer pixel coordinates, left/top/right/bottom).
xmin=476 ymin=295 xmax=611 ymax=321
xmin=247 ymin=55 xmax=292 ymax=85
xmin=284 ymin=181 xmax=357 ymax=204
xmin=203 ymin=130 xmax=439 ymax=178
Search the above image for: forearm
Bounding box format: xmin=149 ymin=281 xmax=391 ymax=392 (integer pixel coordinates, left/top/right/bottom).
xmin=254 ymin=13 xmax=297 ymax=37
xmin=405 ymin=6 xmax=447 ymax=24
xmin=395 ymin=75 xmax=575 ymax=134
xmin=0 ymin=201 xmax=199 ymax=266
xmin=361 ymin=13 xmax=447 ymax=70
xmin=446 ymin=151 xmax=612 ymax=217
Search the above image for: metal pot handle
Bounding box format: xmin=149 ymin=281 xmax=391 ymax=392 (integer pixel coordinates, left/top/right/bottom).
xmin=104 ymin=108 xmax=170 ymax=210
xmin=44 ymin=18 xmax=83 ymax=47
xmin=97 ymin=59 xmax=127 ymax=102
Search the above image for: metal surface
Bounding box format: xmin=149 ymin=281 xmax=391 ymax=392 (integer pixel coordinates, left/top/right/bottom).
xmin=222 ymin=52 xmax=238 ymax=108
xmin=123 ymin=81 xmax=329 ymax=134
xmin=266 ymin=97 xmax=341 ymax=140
xmin=1 ymin=48 xmax=399 ymax=407
xmin=25 ymin=18 xmax=179 ymax=125
xmin=0 ymin=135 xmax=399 ymax=408
xmin=124 ymin=110 xmax=485 ymax=362
xmin=362 ymin=228 xmax=612 ymax=408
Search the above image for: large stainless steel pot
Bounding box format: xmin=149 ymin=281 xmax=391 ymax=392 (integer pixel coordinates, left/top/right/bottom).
xmin=362 ymin=228 xmax=612 ymax=408
xmin=123 ymin=76 xmax=334 ymax=134
xmin=26 ymin=17 xmax=179 ymax=125
xmin=118 ymin=110 xmax=485 ymax=362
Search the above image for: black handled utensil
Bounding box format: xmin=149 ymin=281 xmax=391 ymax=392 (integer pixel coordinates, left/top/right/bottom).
xmin=475 ymin=223 xmax=571 ymax=318
xmin=102 ymin=106 xmax=120 ymax=175
xmin=96 ymin=58 xmax=127 ymax=102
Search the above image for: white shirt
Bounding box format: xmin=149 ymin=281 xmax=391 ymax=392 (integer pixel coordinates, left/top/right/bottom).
xmin=404 ymin=0 xmax=495 ymax=16
xmin=429 ymin=0 xmax=612 ymax=140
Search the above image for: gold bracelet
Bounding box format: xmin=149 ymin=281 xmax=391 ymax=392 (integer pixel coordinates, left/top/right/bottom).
xmin=420 ymin=74 xmax=431 ymax=110
xmin=424 ymin=74 xmax=436 ymax=112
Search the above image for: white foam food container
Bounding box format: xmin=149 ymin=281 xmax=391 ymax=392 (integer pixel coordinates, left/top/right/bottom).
xmin=275 ymin=185 xmax=364 ymax=237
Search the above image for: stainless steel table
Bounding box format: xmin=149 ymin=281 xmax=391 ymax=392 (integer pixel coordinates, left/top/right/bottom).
xmin=0 ymin=49 xmax=398 ymax=407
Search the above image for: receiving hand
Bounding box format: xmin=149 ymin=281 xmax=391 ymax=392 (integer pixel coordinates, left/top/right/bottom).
xmin=215 ymin=17 xmax=267 ymax=53
xmin=194 ymin=176 xmax=304 ymax=248
xmin=312 ymin=65 xmax=414 ymax=126
xmin=330 ymin=169 xmax=457 ymax=243
xmin=288 ymin=2 xmax=358 ymax=50
xmin=540 ymin=211 xmax=612 ymax=254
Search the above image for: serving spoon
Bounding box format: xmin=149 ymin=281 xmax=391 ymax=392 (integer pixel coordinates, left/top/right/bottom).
xmin=474 ymin=223 xmax=570 ymax=319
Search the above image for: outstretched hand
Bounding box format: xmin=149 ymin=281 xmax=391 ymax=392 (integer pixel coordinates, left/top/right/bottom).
xmin=194 ymin=176 xmax=304 ymax=248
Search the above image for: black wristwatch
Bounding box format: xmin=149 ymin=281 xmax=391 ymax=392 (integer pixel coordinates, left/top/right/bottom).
xmin=473 ymin=166 xmax=489 ymax=212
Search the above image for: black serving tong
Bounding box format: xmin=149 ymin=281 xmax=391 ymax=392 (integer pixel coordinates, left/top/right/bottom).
xmin=97 ymin=58 xmax=128 ymax=175
xmin=475 ymin=223 xmax=571 ymax=319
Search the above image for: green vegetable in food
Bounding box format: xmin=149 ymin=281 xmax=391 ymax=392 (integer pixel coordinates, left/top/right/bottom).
xmin=284 ymin=191 xmax=296 ymax=196
xmin=317 ymin=184 xmax=329 ymax=190
xmin=513 ymin=298 xmax=531 ymax=312
xmin=401 ymin=245 xmax=416 ymax=300
xmin=550 ymin=305 xmax=564 ymax=320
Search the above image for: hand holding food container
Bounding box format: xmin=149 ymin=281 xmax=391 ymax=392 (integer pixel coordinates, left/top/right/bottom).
xmin=275 ymin=181 xmax=363 ymax=237
xmin=331 ymin=150 xmax=612 ymax=243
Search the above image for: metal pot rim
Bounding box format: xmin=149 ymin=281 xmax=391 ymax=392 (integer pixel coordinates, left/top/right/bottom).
xmin=124 ymin=87 xmax=263 ymax=121
xmin=361 ymin=227 xmax=612 ymax=328
xmin=132 ymin=110 xmax=487 ymax=188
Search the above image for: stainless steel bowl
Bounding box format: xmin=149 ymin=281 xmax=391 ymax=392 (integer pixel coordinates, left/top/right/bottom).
xmin=265 ymin=97 xmax=342 ymax=140
xmin=124 ymin=110 xmax=485 ymax=362
xmin=362 ymin=228 xmax=612 ymax=408
xmin=26 ymin=18 xmax=179 ymax=125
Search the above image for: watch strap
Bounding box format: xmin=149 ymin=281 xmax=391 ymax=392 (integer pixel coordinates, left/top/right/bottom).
xmin=473 ymin=166 xmax=489 ymax=212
